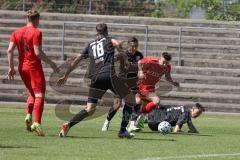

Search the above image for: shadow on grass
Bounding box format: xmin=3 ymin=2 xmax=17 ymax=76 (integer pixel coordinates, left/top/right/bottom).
xmin=140 ymin=131 xmax=213 ymax=137
xmin=48 ymin=134 xmax=176 ymax=142
xmin=133 ymin=137 xmax=176 ymax=142
xmin=0 ymin=144 xmax=39 ymax=149
xmin=168 ymin=132 xmax=214 ymax=137
xmin=48 ymin=135 xmax=113 ymax=139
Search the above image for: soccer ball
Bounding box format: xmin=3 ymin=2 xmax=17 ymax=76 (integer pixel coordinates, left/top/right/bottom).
xmin=158 ymin=121 xmax=172 ymax=134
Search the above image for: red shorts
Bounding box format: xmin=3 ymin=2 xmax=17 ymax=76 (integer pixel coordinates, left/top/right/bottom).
xmin=19 ymin=68 xmax=46 ymax=96
xmin=138 ymin=84 xmax=155 ymax=97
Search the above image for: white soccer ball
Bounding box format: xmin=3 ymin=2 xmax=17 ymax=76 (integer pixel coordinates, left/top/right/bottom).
xmin=158 ymin=121 xmax=172 ymax=134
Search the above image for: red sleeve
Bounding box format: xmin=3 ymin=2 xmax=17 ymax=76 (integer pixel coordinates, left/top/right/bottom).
xmin=140 ymin=57 xmax=150 ymax=65
xmin=140 ymin=58 xmax=145 ymax=65
xmin=10 ymin=32 xmax=16 ymax=43
xmin=33 ymin=30 xmax=42 ymax=46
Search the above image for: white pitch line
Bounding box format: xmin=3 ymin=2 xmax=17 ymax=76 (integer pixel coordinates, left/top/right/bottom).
xmin=142 ymin=153 xmax=240 ymax=160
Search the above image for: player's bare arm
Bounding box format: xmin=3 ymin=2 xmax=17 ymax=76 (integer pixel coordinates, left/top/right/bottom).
xmin=137 ymin=60 xmax=144 ymax=79
xmin=187 ymin=121 xmax=199 ymax=133
xmin=7 ymin=42 xmax=17 ymax=80
xmin=114 ymin=41 xmax=133 ymax=70
xmin=111 ymin=38 xmax=120 ymax=46
xmin=164 ymin=71 xmax=180 ymax=87
xmin=34 ymin=45 xmax=59 ymax=73
xmin=57 ymin=54 xmax=84 ymax=86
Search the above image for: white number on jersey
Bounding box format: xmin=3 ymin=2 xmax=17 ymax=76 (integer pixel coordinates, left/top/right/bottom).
xmin=92 ymin=41 xmax=104 ymax=59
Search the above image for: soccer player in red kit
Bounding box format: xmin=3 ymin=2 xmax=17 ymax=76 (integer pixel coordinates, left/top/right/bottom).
xmin=7 ymin=10 xmax=59 ymax=136
xmin=135 ymin=52 xmax=179 ymax=126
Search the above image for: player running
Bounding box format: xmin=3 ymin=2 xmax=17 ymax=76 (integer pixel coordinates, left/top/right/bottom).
xmin=148 ymin=103 xmax=205 ymax=133
xmin=57 ymin=23 xmax=136 ymax=139
xmin=133 ymin=52 xmax=180 ymax=131
xmin=101 ymin=37 xmax=143 ymax=131
xmin=7 ymin=10 xmax=59 ymax=136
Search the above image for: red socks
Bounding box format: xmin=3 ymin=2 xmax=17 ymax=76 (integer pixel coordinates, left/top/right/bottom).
xmin=27 ymin=95 xmax=35 ymax=114
xmin=33 ymin=97 xmax=44 ymax=124
xmin=141 ymin=102 xmax=157 ymax=113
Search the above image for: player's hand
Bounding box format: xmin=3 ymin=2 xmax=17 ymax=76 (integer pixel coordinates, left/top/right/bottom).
xmin=173 ymin=81 xmax=180 ymax=87
xmin=173 ymin=130 xmax=183 ymax=134
xmin=7 ymin=69 xmax=16 ymax=80
xmin=57 ymin=75 xmax=68 ymax=87
xmin=138 ymin=71 xmax=145 ymax=79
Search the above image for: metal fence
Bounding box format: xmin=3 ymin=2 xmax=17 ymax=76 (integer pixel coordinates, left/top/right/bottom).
xmin=61 ymin=21 xmax=149 ymax=60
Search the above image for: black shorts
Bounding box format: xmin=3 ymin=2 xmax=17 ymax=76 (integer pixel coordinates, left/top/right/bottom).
xmin=148 ymin=122 xmax=160 ymax=131
xmin=88 ymin=72 xmax=117 ymax=103
xmin=87 ymin=73 xmax=134 ymax=104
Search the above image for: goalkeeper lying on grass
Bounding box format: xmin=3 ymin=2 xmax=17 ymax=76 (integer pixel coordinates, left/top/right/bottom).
xmin=133 ymin=103 xmax=205 ymax=133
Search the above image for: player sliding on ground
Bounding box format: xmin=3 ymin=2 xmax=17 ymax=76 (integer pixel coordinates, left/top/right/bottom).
xmin=148 ymin=103 xmax=205 ymax=133
xmin=101 ymin=37 xmax=144 ymax=131
xmin=7 ymin=10 xmax=59 ymax=136
xmin=133 ymin=52 xmax=180 ymax=131
xmin=57 ymin=23 xmax=136 ymax=139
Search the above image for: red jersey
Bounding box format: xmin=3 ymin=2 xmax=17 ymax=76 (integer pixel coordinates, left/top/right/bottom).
xmin=138 ymin=56 xmax=171 ymax=94
xmin=10 ymin=25 xmax=42 ymax=70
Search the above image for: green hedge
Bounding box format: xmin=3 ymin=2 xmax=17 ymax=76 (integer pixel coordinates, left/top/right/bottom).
xmin=1 ymin=0 xmax=240 ymax=21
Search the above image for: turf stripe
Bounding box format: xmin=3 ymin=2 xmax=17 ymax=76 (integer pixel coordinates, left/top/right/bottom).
xmin=142 ymin=153 xmax=240 ymax=160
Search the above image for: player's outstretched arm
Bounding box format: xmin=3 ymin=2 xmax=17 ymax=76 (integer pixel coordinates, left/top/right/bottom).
xmin=57 ymin=54 xmax=83 ymax=86
xmin=7 ymin=42 xmax=16 ymax=80
xmin=114 ymin=40 xmax=133 ymax=70
xmin=164 ymin=71 xmax=180 ymax=87
xmin=34 ymin=45 xmax=59 ymax=73
xmin=187 ymin=121 xmax=199 ymax=133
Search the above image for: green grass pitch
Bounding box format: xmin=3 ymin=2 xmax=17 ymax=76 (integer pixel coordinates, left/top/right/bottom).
xmin=1 ymin=104 xmax=240 ymax=160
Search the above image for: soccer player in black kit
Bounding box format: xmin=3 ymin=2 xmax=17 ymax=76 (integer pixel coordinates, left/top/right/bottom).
xmin=57 ymin=23 xmax=135 ymax=138
xmin=147 ymin=103 xmax=205 ymax=133
xmin=101 ymin=37 xmax=143 ymax=131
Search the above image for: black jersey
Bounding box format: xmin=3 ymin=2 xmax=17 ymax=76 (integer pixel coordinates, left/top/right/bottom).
xmin=126 ymin=50 xmax=143 ymax=63
xmin=82 ymin=36 xmax=114 ymax=80
xmin=148 ymin=106 xmax=192 ymax=129
xmin=117 ymin=50 xmax=143 ymax=78
xmin=126 ymin=50 xmax=143 ymax=78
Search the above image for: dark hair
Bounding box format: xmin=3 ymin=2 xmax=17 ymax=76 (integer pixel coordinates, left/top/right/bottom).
xmin=26 ymin=9 xmax=40 ymax=22
xmin=195 ymin=103 xmax=205 ymax=112
xmin=96 ymin=23 xmax=108 ymax=36
xmin=128 ymin=37 xmax=138 ymax=44
xmin=162 ymin=52 xmax=172 ymax=62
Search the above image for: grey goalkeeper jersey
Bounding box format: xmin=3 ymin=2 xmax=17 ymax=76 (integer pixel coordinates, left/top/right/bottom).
xmin=148 ymin=106 xmax=192 ymax=128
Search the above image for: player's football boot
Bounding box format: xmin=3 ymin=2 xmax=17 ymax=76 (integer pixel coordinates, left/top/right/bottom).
xmin=136 ymin=115 xmax=145 ymax=130
xmin=31 ymin=122 xmax=45 ymax=136
xmin=59 ymin=122 xmax=69 ymax=137
xmin=25 ymin=114 xmax=32 ymax=132
xmin=127 ymin=121 xmax=141 ymax=132
xmin=118 ymin=130 xmax=134 ymax=139
xmin=101 ymin=119 xmax=110 ymax=131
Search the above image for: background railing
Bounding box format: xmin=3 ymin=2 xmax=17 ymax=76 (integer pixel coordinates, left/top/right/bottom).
xmin=177 ymin=26 xmax=240 ymax=66
xmin=61 ymin=21 xmax=149 ymax=60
